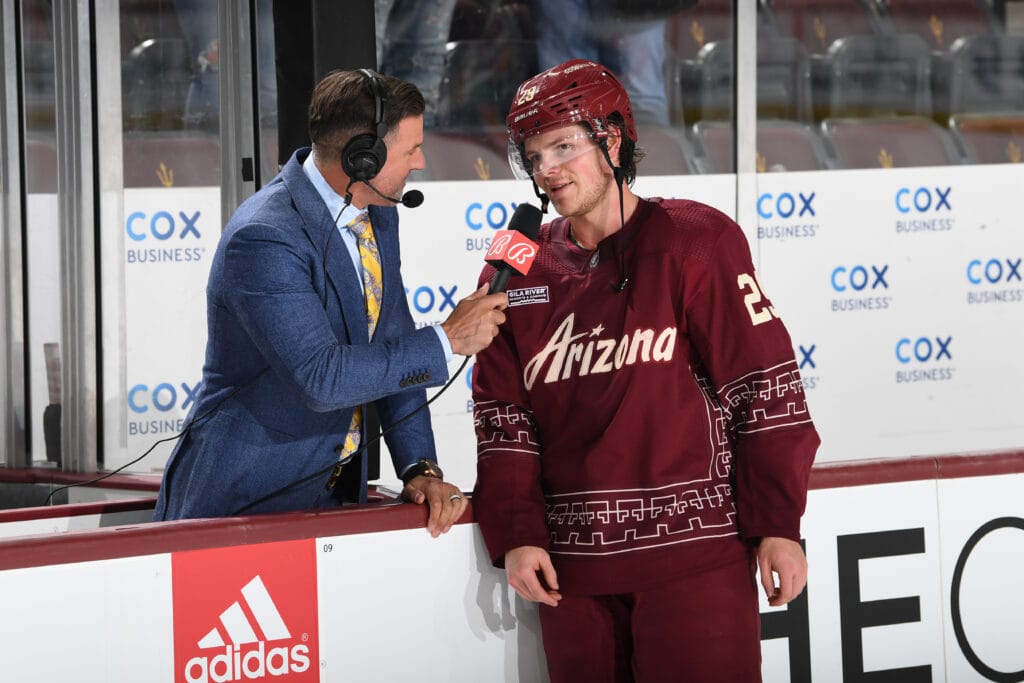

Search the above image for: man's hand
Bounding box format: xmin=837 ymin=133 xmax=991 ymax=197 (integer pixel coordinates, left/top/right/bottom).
xmin=505 ymin=545 xmax=561 ymax=607
xmin=440 ymin=284 xmax=508 ymax=356
xmin=756 ymin=536 xmax=807 ymax=607
xmin=401 ymin=476 xmax=468 ymax=538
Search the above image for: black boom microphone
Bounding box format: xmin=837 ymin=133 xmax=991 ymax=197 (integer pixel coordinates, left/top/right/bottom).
xmin=364 ymin=180 xmax=424 ymax=208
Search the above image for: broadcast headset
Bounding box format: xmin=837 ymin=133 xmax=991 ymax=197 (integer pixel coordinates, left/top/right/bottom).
xmin=341 ymin=68 xmax=389 ymax=184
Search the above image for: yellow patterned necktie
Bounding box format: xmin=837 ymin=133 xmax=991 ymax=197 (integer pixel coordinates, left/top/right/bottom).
xmin=331 ymin=210 xmax=383 ymax=487
xmin=349 ymin=210 xmax=383 ymax=337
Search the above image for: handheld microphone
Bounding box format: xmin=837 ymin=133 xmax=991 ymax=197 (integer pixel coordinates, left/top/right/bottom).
xmin=364 ymin=179 xmax=424 ymax=208
xmin=485 ymin=203 xmax=542 ymax=294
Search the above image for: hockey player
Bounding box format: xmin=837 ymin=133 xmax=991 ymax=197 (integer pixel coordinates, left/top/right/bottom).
xmin=472 ymin=59 xmax=820 ymax=681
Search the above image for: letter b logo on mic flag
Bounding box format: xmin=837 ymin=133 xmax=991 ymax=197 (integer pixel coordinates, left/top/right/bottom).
xmin=507 ymin=242 xmax=536 ymax=266
xmin=485 ymin=230 xmax=538 ymax=274
xmin=485 ymin=202 xmax=542 ymax=294
xmin=485 ymin=229 xmax=539 ymax=293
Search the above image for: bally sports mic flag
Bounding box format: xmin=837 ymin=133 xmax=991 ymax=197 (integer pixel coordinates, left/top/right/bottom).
xmin=485 ymin=203 xmax=542 ymax=294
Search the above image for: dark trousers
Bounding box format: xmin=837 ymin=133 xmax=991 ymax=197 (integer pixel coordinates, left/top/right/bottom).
xmin=539 ymin=555 xmax=762 ymax=682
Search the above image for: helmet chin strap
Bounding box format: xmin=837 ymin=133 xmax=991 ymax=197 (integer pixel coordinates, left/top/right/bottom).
xmin=598 ymin=140 xmax=629 ymax=293
xmin=530 ymin=178 xmax=551 ymax=214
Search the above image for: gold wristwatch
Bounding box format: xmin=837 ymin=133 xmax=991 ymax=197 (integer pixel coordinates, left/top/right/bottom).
xmin=401 ymin=459 xmax=443 ymax=485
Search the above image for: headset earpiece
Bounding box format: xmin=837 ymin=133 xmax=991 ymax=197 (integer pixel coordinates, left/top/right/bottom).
xmin=341 ymin=69 xmax=388 ymax=182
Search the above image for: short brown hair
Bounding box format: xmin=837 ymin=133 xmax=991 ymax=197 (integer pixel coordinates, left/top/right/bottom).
xmin=308 ymin=70 xmax=425 ymax=161
xmin=607 ymin=112 xmax=645 ymax=186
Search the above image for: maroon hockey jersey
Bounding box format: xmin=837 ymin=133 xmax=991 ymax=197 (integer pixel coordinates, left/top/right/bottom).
xmin=472 ymin=198 xmax=819 ymax=596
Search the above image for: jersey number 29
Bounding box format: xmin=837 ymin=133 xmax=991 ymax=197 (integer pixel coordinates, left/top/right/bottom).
xmin=737 ymin=272 xmax=778 ymax=326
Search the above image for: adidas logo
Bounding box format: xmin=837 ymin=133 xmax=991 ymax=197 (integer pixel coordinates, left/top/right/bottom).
xmin=183 ymin=575 xmax=311 ymax=683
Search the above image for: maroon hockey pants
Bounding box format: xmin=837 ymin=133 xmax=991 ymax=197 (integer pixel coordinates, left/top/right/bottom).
xmin=538 ymin=556 xmax=762 ymax=682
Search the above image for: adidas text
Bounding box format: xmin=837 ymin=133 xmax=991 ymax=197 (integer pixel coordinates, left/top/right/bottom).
xmin=184 ymin=641 xmax=311 ymax=683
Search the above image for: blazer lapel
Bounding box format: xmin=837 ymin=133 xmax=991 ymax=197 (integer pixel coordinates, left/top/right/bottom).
xmin=281 ymin=150 xmax=366 ymax=345
xmin=367 ymin=205 xmax=400 ymax=338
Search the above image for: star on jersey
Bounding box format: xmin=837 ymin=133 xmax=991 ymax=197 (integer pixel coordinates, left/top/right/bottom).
xmin=590 ymin=324 xmax=604 ymax=337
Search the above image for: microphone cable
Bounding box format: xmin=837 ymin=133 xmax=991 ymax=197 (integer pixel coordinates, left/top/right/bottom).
xmin=43 ymin=367 xmax=270 ymax=506
xmin=230 ymin=354 xmax=471 ymax=515
xmin=320 ymin=184 xmax=354 ymax=310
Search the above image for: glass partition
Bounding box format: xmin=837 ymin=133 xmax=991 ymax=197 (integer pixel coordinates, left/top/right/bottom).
xmin=395 ymin=0 xmax=1022 ymax=177
xmin=4 ymin=0 xmax=1022 ymax=477
xmin=0 ymin=0 xmax=27 ymax=468
xmin=98 ymin=0 xmax=226 ymax=473
xmin=379 ymin=0 xmax=723 ymax=180
xmin=754 ymin=0 xmax=1021 ymax=171
xmin=22 ymin=0 xmax=62 ymax=468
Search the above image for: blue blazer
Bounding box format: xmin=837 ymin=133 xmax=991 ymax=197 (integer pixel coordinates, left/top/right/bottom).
xmin=154 ymin=148 xmax=448 ymax=519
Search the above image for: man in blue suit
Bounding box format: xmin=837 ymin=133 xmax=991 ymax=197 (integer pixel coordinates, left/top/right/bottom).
xmin=154 ymin=70 xmax=507 ymax=533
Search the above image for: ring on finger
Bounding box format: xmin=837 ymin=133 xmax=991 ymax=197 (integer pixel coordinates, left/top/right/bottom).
xmin=449 ymin=493 xmax=463 ymax=502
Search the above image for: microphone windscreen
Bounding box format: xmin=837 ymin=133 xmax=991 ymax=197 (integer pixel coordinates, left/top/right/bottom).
xmin=402 ymin=190 xmax=425 ymax=208
xmin=508 ymin=203 xmax=542 ymax=239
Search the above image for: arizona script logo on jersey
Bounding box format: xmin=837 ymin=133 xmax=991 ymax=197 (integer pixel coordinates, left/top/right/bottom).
xmin=523 ymin=313 xmax=677 ymax=389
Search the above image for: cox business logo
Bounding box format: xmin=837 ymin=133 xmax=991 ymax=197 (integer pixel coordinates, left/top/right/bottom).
xmin=894 ymin=185 xmax=955 ymax=234
xmin=796 ymin=343 xmax=818 ymax=390
xmin=895 ymin=335 xmax=955 ymax=384
xmin=965 ymin=257 xmax=1024 ymax=305
xmin=126 ymin=210 xmax=203 ymax=241
xmin=830 ymin=264 xmax=892 ymax=313
xmin=756 ymin=190 xmax=819 ymax=241
xmin=129 ymin=381 xmax=199 ymax=414
xmin=405 ymin=284 xmax=459 ymax=325
xmin=126 ymin=209 xmax=207 ymax=264
xmin=465 ymin=201 xmax=522 ymax=252
xmin=831 ymin=264 xmax=888 ymax=292
xmin=127 ymin=380 xmax=199 ymax=436
xmin=967 ymin=257 xmax=1021 ymax=284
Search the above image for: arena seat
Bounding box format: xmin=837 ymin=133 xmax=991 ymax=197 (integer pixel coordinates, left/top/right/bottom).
xmin=942 ymin=33 xmax=1024 ymax=116
xmin=636 ymin=125 xmax=699 ymax=175
xmin=121 ymin=37 xmax=193 ymax=132
xmin=436 ymin=40 xmax=538 ymax=130
xmin=448 ymin=0 xmax=534 ymax=41
xmin=437 ymin=1 xmax=537 ymax=131
xmin=821 ymin=33 xmax=933 ymax=119
xmin=691 ymin=119 xmax=833 ymax=173
xmin=763 ymin=0 xmax=883 ymax=55
xmin=821 ymin=115 xmax=963 ymax=168
xmin=763 ymin=1 xmax=944 ymax=122
xmin=678 ymin=35 xmax=813 ymax=125
xmin=418 ymin=130 xmax=515 ymax=181
xmin=665 ymin=0 xmax=735 ymax=61
xmin=949 ymin=112 xmax=1024 ymax=164
xmin=122 ymin=132 xmax=221 ymax=188
xmin=881 ymin=0 xmax=998 ymax=51
xmin=25 ymin=137 xmax=58 ymax=194
xmin=878 ymin=3 xmax=1016 ymax=127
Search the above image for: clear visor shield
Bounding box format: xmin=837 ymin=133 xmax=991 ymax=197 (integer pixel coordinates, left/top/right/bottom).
xmin=507 ymin=130 xmax=599 ymax=180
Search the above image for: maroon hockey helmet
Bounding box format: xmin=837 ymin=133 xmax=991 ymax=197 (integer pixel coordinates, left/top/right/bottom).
xmin=506 ymin=59 xmax=637 ymax=178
